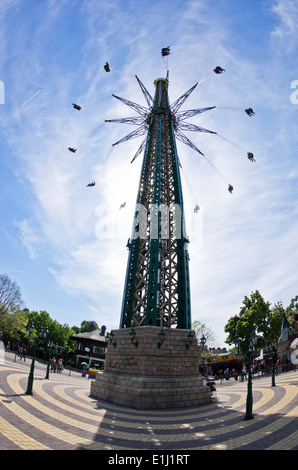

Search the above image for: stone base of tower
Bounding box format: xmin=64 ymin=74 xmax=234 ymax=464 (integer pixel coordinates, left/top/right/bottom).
xmin=90 ymin=326 xmax=212 ymax=410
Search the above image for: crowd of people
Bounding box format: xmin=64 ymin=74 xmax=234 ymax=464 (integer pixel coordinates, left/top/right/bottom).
xmin=5 ymin=342 xmax=27 ymax=361
xmin=50 ymin=357 xmax=64 ymax=373
xmin=5 ymin=341 xmax=66 ymax=372
xmin=210 ymin=358 xmax=295 ymax=381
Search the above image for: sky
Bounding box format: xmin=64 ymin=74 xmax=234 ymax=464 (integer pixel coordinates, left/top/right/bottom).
xmin=0 ymin=0 xmax=298 ymax=347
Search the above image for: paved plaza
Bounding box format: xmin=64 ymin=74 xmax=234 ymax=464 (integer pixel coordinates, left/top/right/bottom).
xmin=0 ymin=351 xmax=297 ymax=451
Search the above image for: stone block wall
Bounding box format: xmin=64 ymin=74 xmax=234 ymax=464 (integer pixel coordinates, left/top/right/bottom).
xmin=90 ymin=326 xmax=212 ymax=409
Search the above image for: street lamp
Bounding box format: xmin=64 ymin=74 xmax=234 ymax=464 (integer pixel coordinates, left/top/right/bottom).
xmin=186 ymin=331 xmax=194 ymax=349
xmin=25 ymin=324 xmax=49 ymax=395
xmin=107 ymin=330 xmax=116 ymax=348
xmin=234 ymin=336 xmax=243 ymax=381
xmin=234 ymin=335 xmax=241 ymax=354
xmin=200 ymin=334 xmax=206 ymax=347
xmin=270 ymin=342 xmax=278 ymax=387
xmin=244 ymin=330 xmax=258 ymax=421
xmin=158 ymin=328 xmax=166 ymax=349
xmin=129 ymin=327 xmax=138 ymax=348
xmin=199 ymin=334 xmax=207 ymax=375
xmin=45 ymin=340 xmax=55 ymax=379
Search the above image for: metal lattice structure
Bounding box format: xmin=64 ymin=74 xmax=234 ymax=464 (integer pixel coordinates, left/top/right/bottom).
xmin=106 ymin=73 xmax=216 ymax=329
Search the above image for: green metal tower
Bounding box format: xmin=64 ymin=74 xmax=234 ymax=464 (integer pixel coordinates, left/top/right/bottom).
xmin=106 ymin=72 xmax=216 ymax=330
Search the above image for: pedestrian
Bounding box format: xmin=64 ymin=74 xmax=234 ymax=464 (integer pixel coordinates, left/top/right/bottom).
xmin=51 ymin=357 xmax=56 ymax=373
xmin=81 ymin=363 xmax=87 ymax=377
xmin=242 ymin=366 xmax=247 ymax=380
xmin=21 ymin=348 xmax=27 ymax=361
xmin=57 ymin=358 xmax=63 ymax=373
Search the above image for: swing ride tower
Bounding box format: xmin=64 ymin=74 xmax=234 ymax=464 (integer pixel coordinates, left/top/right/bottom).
xmin=90 ymin=72 xmax=214 ymax=409
xmin=120 ymin=76 xmax=191 ymax=330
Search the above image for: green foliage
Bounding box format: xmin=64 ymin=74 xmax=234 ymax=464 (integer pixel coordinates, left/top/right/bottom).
xmin=71 ymin=325 xmax=80 ymax=335
xmin=224 ymin=290 xmax=296 ymax=353
xmin=79 ymin=320 xmax=99 ymax=333
xmin=225 ymin=290 xmax=271 ymax=351
xmin=1 ymin=308 xmax=30 ymax=345
xmin=1 ymin=303 xmax=102 ymax=356
xmin=285 ymin=295 xmax=298 ymax=326
xmin=0 ymin=273 xmax=103 ymax=354
xmin=26 ymin=310 xmax=77 ymax=351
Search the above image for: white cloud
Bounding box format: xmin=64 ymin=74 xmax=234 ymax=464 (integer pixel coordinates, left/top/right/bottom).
xmin=271 ymin=0 xmax=298 ymax=52
xmin=16 ymin=218 xmax=42 ymax=259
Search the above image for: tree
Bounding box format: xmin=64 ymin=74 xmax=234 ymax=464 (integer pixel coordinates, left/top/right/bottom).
xmin=266 ymin=301 xmax=286 ymax=345
xmin=79 ymin=321 xmax=99 ymax=333
xmin=192 ymin=320 xmax=217 ymax=347
xmin=27 ymin=311 xmax=77 ymax=349
xmin=285 ymin=295 xmax=298 ymax=331
xmin=1 ymin=308 xmax=30 ymax=346
xmin=224 ymin=290 xmax=271 ymax=352
xmin=71 ymin=325 xmax=80 ymax=335
xmin=0 ymin=274 xmax=23 ymax=327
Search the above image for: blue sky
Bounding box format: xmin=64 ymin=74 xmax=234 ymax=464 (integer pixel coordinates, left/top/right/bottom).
xmin=1 ymin=0 xmax=298 ymax=347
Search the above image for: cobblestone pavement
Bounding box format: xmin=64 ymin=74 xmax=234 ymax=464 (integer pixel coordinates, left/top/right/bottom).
xmin=0 ymin=351 xmax=297 ymax=451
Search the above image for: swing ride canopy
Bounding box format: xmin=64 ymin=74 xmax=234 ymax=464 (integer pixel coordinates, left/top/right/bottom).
xmin=70 ymin=50 xmax=255 ymax=331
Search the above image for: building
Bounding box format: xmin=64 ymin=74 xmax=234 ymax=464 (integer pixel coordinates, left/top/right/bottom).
xmin=70 ymin=329 xmax=107 ymax=369
xmin=277 ymin=314 xmax=298 ymax=371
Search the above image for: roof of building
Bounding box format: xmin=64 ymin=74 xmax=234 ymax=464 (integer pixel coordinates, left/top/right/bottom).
xmin=70 ymin=329 xmax=107 ymax=343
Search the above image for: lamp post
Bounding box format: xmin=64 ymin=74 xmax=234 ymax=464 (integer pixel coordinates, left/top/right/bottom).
xmin=244 ymin=331 xmax=258 ymax=421
xmin=271 ymin=343 xmax=278 ymax=387
xmin=158 ymin=328 xmax=165 ymax=349
xmin=129 ymin=327 xmax=138 ymax=347
xmin=25 ymin=324 xmax=49 ymax=395
xmin=200 ymin=334 xmax=206 ymax=349
xmin=199 ymin=334 xmax=207 ymax=375
xmin=186 ymin=331 xmax=194 ymax=350
xmin=234 ymin=336 xmax=242 ymax=381
xmin=45 ymin=340 xmax=55 ymax=379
